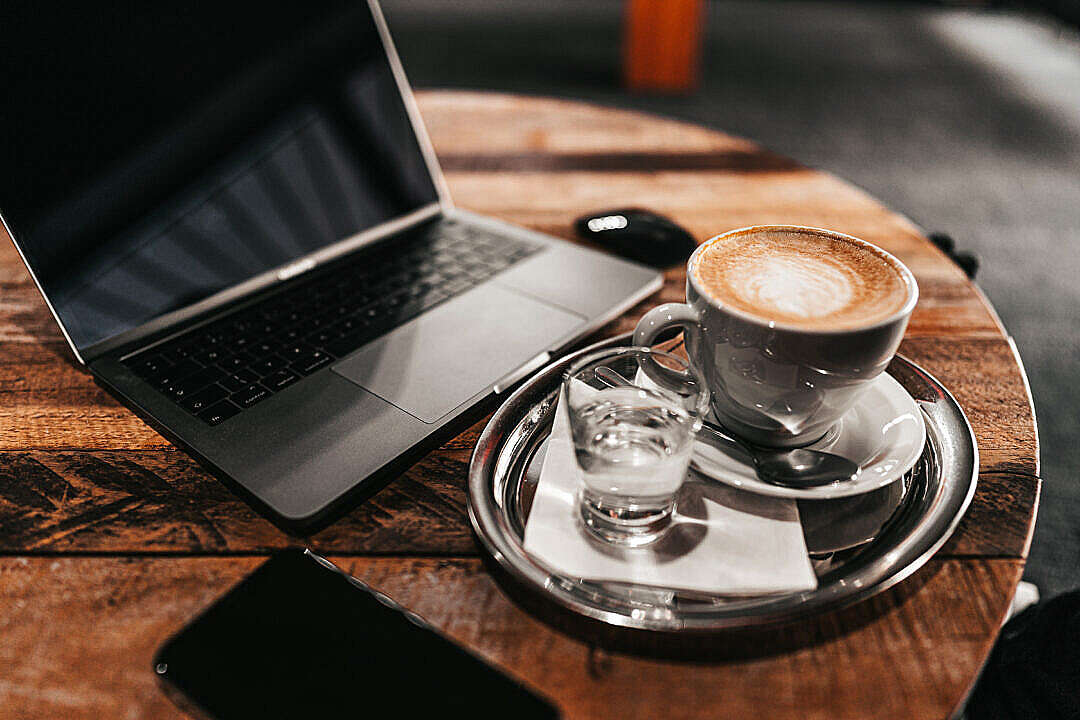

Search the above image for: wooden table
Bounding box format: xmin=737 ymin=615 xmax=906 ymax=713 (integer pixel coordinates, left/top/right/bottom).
xmin=0 ymin=91 xmax=1039 ymax=719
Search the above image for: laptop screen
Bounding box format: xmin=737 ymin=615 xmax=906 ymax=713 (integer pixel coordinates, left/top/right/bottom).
xmin=0 ymin=1 xmax=440 ymax=353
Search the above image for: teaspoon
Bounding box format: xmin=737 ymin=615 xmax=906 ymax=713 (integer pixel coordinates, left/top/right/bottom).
xmin=593 ymin=365 xmax=861 ymax=488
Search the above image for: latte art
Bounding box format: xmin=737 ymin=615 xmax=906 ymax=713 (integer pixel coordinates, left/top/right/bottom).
xmin=732 ymin=254 xmax=854 ymax=319
xmin=692 ymin=229 xmax=911 ymax=329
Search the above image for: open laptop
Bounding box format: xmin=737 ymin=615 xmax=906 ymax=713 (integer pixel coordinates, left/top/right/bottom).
xmin=0 ymin=0 xmax=660 ymax=530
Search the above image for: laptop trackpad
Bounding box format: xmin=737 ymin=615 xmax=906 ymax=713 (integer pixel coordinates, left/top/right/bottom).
xmin=330 ymin=284 xmax=585 ymax=423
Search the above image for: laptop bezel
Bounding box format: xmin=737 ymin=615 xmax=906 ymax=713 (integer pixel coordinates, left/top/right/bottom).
xmin=3 ymin=0 xmax=454 ymax=366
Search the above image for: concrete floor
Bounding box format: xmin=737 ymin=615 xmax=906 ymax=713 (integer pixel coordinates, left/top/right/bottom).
xmin=383 ymin=0 xmax=1080 ymax=599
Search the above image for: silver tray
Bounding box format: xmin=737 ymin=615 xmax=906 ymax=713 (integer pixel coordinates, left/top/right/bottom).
xmin=467 ymin=334 xmax=978 ymax=632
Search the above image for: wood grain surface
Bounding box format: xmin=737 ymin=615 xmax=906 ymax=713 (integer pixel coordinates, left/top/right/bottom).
xmin=0 ymin=91 xmax=1039 ymax=719
xmin=0 ymin=556 xmax=1026 ymax=720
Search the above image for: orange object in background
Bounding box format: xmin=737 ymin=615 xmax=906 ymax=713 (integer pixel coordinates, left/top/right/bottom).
xmin=624 ymin=0 xmax=704 ymax=92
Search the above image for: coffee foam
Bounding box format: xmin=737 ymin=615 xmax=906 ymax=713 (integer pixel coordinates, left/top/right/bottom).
xmin=692 ymin=229 xmax=911 ymax=329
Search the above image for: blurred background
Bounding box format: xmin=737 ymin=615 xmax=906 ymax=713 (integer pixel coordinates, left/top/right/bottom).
xmin=382 ymin=0 xmax=1080 ymax=600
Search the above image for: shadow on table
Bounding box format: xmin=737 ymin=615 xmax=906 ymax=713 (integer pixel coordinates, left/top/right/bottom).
xmin=964 ymin=588 xmax=1080 ymax=719
xmin=483 ymin=551 xmax=941 ymax=662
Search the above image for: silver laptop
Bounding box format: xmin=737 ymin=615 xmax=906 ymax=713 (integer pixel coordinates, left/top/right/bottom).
xmin=0 ymin=0 xmax=659 ymax=530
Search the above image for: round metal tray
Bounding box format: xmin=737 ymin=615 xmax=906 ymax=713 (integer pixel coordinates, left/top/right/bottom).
xmin=467 ymin=334 xmax=978 ymax=632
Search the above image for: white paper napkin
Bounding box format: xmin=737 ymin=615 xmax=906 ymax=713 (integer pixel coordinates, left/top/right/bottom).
xmin=522 ymin=392 xmax=818 ymax=596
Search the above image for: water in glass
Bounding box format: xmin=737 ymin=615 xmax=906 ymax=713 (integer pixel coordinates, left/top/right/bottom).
xmin=571 ymin=385 xmax=696 ymax=545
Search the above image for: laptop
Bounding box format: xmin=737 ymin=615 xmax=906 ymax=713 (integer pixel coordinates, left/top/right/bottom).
xmin=0 ymin=0 xmax=660 ymax=530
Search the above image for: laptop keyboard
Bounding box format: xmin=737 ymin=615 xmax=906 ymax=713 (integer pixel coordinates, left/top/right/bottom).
xmin=122 ymin=222 xmax=539 ymax=426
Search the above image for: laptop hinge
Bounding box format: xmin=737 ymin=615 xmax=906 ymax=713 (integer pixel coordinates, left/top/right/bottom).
xmin=80 ymin=203 xmax=445 ymax=364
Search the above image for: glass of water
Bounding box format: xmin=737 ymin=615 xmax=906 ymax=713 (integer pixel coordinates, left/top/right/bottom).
xmin=562 ymin=346 xmax=708 ymax=547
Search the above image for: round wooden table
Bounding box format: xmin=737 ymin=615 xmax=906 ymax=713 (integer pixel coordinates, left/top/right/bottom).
xmin=0 ymin=91 xmax=1039 ymax=719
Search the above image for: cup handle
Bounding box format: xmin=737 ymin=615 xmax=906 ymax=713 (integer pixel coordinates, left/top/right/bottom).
xmin=633 ymin=302 xmax=700 ymax=348
xmin=632 ymin=303 xmax=704 ymax=398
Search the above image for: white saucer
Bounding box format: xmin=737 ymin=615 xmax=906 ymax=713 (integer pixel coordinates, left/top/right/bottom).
xmin=690 ymin=372 xmax=926 ymax=499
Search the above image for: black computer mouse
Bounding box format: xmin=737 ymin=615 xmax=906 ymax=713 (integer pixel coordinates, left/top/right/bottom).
xmin=574 ymin=208 xmax=697 ymax=268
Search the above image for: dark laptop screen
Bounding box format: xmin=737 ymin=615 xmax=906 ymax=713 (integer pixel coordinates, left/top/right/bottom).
xmin=0 ymin=1 xmax=440 ymax=352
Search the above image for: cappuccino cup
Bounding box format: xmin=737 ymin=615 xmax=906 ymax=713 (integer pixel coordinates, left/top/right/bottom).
xmin=633 ymin=226 xmax=918 ymax=447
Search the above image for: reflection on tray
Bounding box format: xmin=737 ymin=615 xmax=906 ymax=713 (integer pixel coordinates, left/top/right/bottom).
xmin=520 ymin=429 xmax=922 ymax=592
xmin=469 ymin=336 xmax=976 ymax=630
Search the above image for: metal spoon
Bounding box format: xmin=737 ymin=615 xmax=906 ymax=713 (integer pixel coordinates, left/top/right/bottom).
xmin=593 ymin=365 xmax=860 ymax=488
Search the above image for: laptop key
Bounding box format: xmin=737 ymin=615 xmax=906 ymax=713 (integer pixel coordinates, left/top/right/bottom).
xmin=443 ymin=278 xmax=473 ymax=295
xmin=250 ymin=355 xmax=288 ymax=375
xmin=420 ymin=288 xmax=451 ymax=310
xmin=248 ymin=340 xmax=277 ymax=357
xmin=194 ymin=348 xmax=227 ymax=365
xmin=337 ymin=315 xmax=369 ymax=333
xmin=198 ymin=400 xmax=241 ymax=426
xmin=182 ymin=383 xmax=229 ymax=414
xmin=306 ymin=328 xmax=341 ymax=346
xmin=263 ymin=369 xmax=300 ymax=391
xmin=347 ymin=291 xmax=374 ymax=307
xmin=464 ymin=263 xmax=495 ymax=281
xmin=331 ymin=303 xmax=354 ymax=318
xmin=129 ymin=354 xmax=172 ymax=377
xmin=278 ymin=326 xmax=304 ymax=343
xmin=280 ymin=342 xmax=315 ymax=359
xmin=484 ymin=255 xmax=514 ymax=272
xmin=291 ymin=350 xmax=334 ymax=375
xmin=395 ymin=297 xmax=426 ymax=322
xmin=220 ymin=370 xmax=260 ymax=393
xmin=153 ymin=358 xmax=202 ymax=388
xmin=325 ymin=331 xmax=369 ymax=358
xmin=166 ymin=366 xmax=226 ymax=399
xmin=218 ymin=353 xmax=253 ymax=371
xmin=176 ymin=345 xmax=199 ymax=361
xmin=232 ymin=384 xmax=271 ymax=408
xmin=231 ymin=334 xmax=255 ymax=350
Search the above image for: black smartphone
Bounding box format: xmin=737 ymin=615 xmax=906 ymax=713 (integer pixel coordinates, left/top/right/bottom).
xmin=154 ymin=549 xmax=559 ymax=719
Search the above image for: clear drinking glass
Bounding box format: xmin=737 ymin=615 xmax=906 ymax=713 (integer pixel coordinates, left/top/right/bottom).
xmin=562 ymin=347 xmax=708 ymax=546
